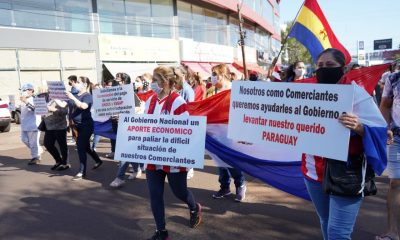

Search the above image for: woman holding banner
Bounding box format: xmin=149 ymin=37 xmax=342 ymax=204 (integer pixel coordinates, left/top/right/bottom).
xmin=302 ymin=48 xmax=385 ymax=240
xmin=66 ymin=77 xmax=103 ymax=181
xmin=207 ymin=63 xmax=247 ymax=202
xmin=144 ymin=66 xmax=201 ymax=240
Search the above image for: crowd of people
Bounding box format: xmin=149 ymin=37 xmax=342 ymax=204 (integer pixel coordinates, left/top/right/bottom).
xmin=15 ymin=48 xmax=400 ymax=240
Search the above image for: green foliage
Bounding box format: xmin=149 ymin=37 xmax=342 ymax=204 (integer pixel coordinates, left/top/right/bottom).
xmin=281 ymin=21 xmax=313 ymax=65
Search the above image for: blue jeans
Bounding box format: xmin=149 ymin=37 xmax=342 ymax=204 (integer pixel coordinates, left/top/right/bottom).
xmin=116 ymin=161 xmax=145 ymax=179
xmin=146 ymin=170 xmax=197 ymax=230
xmin=76 ymin=122 xmax=102 ymax=175
xmin=91 ymin=134 xmax=101 ymax=150
xmin=304 ymin=178 xmax=363 ymax=240
xmin=218 ymin=167 xmax=245 ymax=190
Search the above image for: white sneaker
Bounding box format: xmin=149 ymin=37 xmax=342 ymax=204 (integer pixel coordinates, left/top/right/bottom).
xmin=187 ymin=168 xmax=194 ymax=179
xmin=128 ymin=168 xmax=142 ymax=180
xmin=110 ymin=178 xmax=125 ymax=188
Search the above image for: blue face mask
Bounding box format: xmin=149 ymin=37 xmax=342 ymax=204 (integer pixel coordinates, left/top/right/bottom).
xmin=70 ymin=86 xmax=79 ymax=94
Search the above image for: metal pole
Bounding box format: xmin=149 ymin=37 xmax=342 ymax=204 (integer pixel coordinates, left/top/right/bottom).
xmin=237 ymin=3 xmax=248 ymax=80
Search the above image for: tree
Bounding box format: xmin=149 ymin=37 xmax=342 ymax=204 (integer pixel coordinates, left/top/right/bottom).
xmin=280 ymin=21 xmax=312 ymax=65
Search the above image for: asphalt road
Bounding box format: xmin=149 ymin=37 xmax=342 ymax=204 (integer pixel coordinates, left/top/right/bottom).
xmin=0 ymin=123 xmax=391 ymax=239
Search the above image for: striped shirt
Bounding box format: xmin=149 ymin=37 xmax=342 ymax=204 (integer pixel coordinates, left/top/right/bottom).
xmin=144 ymin=91 xmax=188 ymax=173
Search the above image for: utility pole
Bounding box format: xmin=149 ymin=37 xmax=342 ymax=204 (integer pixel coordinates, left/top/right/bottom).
xmin=237 ymin=3 xmax=248 ymax=80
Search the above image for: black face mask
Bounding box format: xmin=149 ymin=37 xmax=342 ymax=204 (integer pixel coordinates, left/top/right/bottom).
xmin=316 ymin=67 xmax=344 ymax=84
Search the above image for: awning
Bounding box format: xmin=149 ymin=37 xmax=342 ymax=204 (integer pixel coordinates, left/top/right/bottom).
xmin=103 ymin=62 xmax=158 ymax=79
xmin=233 ymin=60 xmax=268 ymax=75
xmin=182 ymin=62 xmax=211 ymax=80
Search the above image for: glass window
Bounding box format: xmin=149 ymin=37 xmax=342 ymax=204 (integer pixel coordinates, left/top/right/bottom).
xmin=125 ymin=0 xmax=151 ymax=37
xmin=0 ymin=1 xmax=11 ymax=26
xmin=243 ymin=22 xmax=255 ymax=48
xmin=192 ymin=5 xmax=205 ymax=43
xmin=55 ymin=0 xmax=92 ymax=32
xmin=98 ymin=0 xmax=125 ymax=35
xmin=243 ymin=0 xmax=254 ymax=11
xmin=254 ymin=0 xmax=262 ymax=16
xmin=262 ymin=1 xmax=274 ymax=25
xmin=151 ymin=0 xmax=173 ymax=38
xmin=229 ymin=17 xmax=240 ymax=47
xmin=216 ymin=12 xmax=227 ymax=45
xmin=177 ymin=1 xmax=192 ymax=39
xmin=13 ymin=0 xmax=57 ymax=30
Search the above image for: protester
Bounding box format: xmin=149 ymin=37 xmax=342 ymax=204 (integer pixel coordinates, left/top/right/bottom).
xmin=43 ymin=97 xmax=70 ymax=171
xmin=377 ymin=70 xmax=400 ymax=240
xmin=67 ymin=75 xmax=80 ymax=145
xmin=230 ymin=72 xmax=237 ymax=81
xmin=192 ymin=73 xmax=206 ymax=101
xmin=19 ymin=83 xmax=42 ymax=165
xmin=302 ymin=48 xmax=380 ymax=240
xmin=141 ymin=73 xmax=152 ymax=92
xmin=66 ymin=76 xmax=103 ymax=181
xmin=91 ymin=83 xmax=104 ymax=152
xmin=205 ymin=63 xmax=247 ymax=202
xmin=144 ymin=66 xmax=201 ymax=240
xmin=286 ymin=61 xmax=306 ymax=82
xmin=249 ymin=70 xmax=259 ymax=81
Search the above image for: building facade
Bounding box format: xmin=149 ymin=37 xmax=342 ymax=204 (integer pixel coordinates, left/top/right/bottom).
xmin=0 ymin=0 xmax=280 ymax=100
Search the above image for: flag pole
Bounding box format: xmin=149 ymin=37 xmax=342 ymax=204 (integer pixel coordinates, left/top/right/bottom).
xmin=237 ymin=3 xmax=248 ymax=80
xmin=269 ymin=0 xmax=306 ymax=75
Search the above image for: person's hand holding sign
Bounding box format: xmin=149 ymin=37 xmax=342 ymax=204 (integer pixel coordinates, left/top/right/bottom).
xmin=338 ymin=112 xmax=364 ymax=136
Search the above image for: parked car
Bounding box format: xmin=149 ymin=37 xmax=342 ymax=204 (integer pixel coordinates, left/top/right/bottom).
xmin=11 ymin=105 xmax=21 ymax=124
xmin=0 ymin=100 xmax=12 ymax=132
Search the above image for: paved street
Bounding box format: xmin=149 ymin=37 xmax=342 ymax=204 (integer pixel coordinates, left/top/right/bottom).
xmin=0 ymin=123 xmax=391 ymax=239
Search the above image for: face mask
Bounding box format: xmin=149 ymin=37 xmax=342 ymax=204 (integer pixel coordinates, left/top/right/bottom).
xmin=294 ymin=68 xmax=306 ymax=77
xmin=21 ymin=91 xmax=29 ymax=97
xmin=74 ymin=83 xmax=83 ymax=92
xmin=316 ymin=67 xmax=344 ymax=84
xmin=150 ymin=82 xmax=162 ymax=94
xmin=211 ymin=75 xmax=218 ymax=85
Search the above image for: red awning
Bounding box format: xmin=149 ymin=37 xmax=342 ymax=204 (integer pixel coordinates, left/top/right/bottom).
xmin=182 ymin=62 xmax=211 ymax=79
xmin=232 ymin=60 xmax=268 ymax=75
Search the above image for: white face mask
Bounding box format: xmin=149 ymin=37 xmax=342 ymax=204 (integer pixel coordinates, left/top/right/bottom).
xmin=74 ymin=83 xmax=83 ymax=92
xmin=211 ymin=75 xmax=218 ymax=85
xmin=150 ymin=82 xmax=162 ymax=94
xmin=294 ymin=68 xmax=306 ymax=78
xmin=21 ymin=91 xmax=29 ymax=97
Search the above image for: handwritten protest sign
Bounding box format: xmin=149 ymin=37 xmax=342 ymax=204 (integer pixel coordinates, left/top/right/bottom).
xmin=47 ymin=81 xmax=68 ymax=100
xmin=228 ymin=81 xmax=354 ymax=161
xmin=92 ymin=84 xmax=135 ymax=118
xmin=115 ymin=114 xmax=207 ymax=169
xmin=33 ymin=97 xmax=48 ymax=115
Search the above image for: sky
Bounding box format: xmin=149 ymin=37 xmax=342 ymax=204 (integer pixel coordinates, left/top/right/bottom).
xmin=279 ymin=0 xmax=400 ymax=55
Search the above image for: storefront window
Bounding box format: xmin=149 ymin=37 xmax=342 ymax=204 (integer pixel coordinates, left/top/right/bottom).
xmin=13 ymin=0 xmax=57 ymax=30
xmin=177 ymin=1 xmax=192 ymax=39
xmin=0 ymin=1 xmax=11 ymax=26
xmin=151 ymin=0 xmax=173 ymax=38
xmin=192 ymin=5 xmax=205 ymax=43
xmin=243 ymin=22 xmax=255 ymax=48
xmin=229 ymin=17 xmax=240 ymax=47
xmin=55 ymin=0 xmax=92 ymax=32
xmin=125 ymin=0 xmax=151 ymax=37
xmin=98 ymin=0 xmax=125 ymax=35
xmin=262 ymin=1 xmax=274 ymax=25
xmin=243 ymin=0 xmax=254 ymax=11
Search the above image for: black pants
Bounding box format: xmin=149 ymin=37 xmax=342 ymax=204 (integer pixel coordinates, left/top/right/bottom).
xmin=44 ymin=129 xmax=68 ymax=165
xmin=76 ymin=122 xmax=102 ymax=175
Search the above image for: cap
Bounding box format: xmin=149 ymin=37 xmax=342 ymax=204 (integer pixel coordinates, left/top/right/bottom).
xmin=20 ymin=83 xmax=34 ymax=91
xmin=249 ymin=70 xmax=258 ymax=76
xmin=272 ymin=71 xmax=281 ymax=80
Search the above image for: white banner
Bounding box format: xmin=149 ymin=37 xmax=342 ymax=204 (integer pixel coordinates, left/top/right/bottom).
xmin=228 ymin=81 xmax=355 ymax=161
xmin=33 ymin=97 xmax=48 ymax=115
xmin=47 ymin=81 xmax=68 ymax=101
xmin=115 ymin=114 xmax=207 ymax=169
xmin=92 ymin=84 xmax=135 ymax=118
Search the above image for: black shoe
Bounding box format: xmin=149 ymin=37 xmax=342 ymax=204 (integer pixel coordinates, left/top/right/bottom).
xmin=212 ymin=188 xmax=232 ymax=199
xmin=57 ymin=164 xmax=71 ymax=171
xmin=189 ymin=203 xmax=202 ymax=228
xmin=28 ymin=158 xmax=40 ymax=165
xmin=51 ymin=163 xmax=62 ymax=171
xmin=148 ymin=230 xmax=170 ymax=240
xmin=92 ymin=160 xmax=103 ymax=170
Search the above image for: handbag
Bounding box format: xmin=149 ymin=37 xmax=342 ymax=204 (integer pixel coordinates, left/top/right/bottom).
xmin=38 ymin=120 xmax=47 ymax=131
xmin=323 ymin=155 xmax=377 ymax=197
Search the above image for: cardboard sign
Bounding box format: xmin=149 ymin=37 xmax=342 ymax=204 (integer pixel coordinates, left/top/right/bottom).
xmin=228 ymin=81 xmax=355 ymax=161
xmin=115 ymin=114 xmax=207 ymax=169
xmin=47 ymin=81 xmax=68 ymax=101
xmin=92 ymin=84 xmax=135 ymax=118
xmin=33 ymin=97 xmax=48 ymax=115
